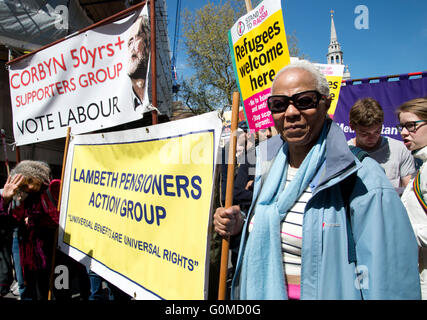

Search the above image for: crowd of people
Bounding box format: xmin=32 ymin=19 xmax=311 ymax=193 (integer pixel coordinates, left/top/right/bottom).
xmin=1 ymin=59 xmax=426 ymax=300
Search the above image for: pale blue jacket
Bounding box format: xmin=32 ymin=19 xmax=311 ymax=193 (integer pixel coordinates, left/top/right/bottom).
xmin=232 ymin=120 xmax=421 ymax=299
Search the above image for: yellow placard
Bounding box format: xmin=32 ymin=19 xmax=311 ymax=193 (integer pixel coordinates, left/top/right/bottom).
xmin=232 ymin=9 xmax=290 ymax=100
xmin=229 ymin=0 xmax=290 ymax=132
xmin=63 ymin=130 xmax=215 ymax=299
xmin=313 ymin=63 xmax=344 ymax=117
xmin=326 ymin=75 xmax=343 ymax=116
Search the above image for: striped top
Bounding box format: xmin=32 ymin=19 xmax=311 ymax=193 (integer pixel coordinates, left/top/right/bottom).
xmin=248 ymin=165 xmax=310 ymax=300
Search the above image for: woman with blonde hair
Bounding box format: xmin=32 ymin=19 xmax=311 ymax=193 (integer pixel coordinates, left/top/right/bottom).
xmin=397 ymin=97 xmax=427 ymax=299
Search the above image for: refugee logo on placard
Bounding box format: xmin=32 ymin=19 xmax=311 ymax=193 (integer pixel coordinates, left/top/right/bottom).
xmin=237 ymin=21 xmax=245 ymax=36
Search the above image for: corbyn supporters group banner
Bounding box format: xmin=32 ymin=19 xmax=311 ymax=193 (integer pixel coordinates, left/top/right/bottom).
xmin=58 ymin=112 xmax=223 ymax=300
xmin=229 ymin=0 xmax=290 ymax=132
xmin=8 ymin=5 xmax=153 ymax=146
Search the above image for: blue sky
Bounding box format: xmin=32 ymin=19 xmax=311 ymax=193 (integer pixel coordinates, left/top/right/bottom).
xmin=166 ymin=0 xmax=427 ymax=80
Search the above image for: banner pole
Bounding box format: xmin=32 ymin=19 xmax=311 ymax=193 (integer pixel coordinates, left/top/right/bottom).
xmin=217 ymin=1 xmax=252 ymax=300
xmin=150 ymin=0 xmax=158 ymax=125
xmin=245 ymin=0 xmax=253 ymax=12
xmin=218 ymin=91 xmax=240 ymax=300
xmin=0 ymin=129 xmax=9 ymax=176
xmin=8 ymin=49 xmax=21 ymax=167
xmin=15 ymin=146 xmax=20 ymax=164
xmin=48 ymin=127 xmax=71 ymax=300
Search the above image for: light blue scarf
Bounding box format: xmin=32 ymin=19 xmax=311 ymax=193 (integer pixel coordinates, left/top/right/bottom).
xmin=237 ymin=123 xmax=328 ymax=299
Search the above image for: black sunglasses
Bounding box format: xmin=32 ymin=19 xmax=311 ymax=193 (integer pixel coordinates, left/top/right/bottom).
xmin=396 ymin=120 xmax=427 ymax=133
xmin=267 ymin=90 xmax=324 ymax=114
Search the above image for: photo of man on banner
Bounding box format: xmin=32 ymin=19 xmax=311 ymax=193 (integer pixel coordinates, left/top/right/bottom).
xmin=127 ymin=9 xmax=154 ymax=114
xmin=127 ymin=13 xmax=150 ymax=111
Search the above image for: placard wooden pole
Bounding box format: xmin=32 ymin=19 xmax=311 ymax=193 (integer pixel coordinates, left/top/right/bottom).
xmin=0 ymin=129 xmax=10 ymax=176
xmin=217 ymin=0 xmax=252 ymax=300
xmin=218 ymin=92 xmax=240 ymax=300
xmin=7 ymin=49 xmax=21 ymax=167
xmin=150 ymin=0 xmax=158 ymax=125
xmin=245 ymin=0 xmax=253 ymax=12
xmin=48 ymin=127 xmax=71 ymax=300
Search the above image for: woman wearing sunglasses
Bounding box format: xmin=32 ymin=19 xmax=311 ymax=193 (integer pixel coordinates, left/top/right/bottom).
xmin=397 ymin=97 xmax=427 ymax=299
xmin=214 ymin=60 xmax=420 ymax=300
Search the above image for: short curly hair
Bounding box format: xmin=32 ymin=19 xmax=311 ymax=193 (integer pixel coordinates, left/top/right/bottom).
xmin=272 ymin=60 xmax=330 ymax=96
xmin=10 ymin=160 xmax=51 ymax=186
xmin=349 ymin=98 xmax=384 ymax=128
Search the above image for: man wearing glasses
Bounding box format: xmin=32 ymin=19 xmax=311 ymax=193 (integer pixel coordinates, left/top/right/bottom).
xmin=348 ymin=98 xmax=416 ymax=194
xmin=214 ymin=60 xmax=420 ymax=300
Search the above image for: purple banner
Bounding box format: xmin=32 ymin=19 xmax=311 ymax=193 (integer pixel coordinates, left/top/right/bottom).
xmin=333 ymin=72 xmax=427 ymax=141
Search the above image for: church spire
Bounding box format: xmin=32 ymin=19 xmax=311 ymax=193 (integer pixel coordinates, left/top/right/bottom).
xmin=326 ymin=10 xmax=351 ymax=79
xmin=330 ymin=10 xmax=337 ymax=42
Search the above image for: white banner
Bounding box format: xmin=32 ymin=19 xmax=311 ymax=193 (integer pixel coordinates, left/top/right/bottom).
xmin=8 ymin=5 xmax=153 ymax=146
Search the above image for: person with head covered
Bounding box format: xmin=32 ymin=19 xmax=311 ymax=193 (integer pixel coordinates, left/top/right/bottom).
xmin=214 ymin=60 xmax=420 ymax=300
xmin=0 ymin=160 xmax=60 ymax=300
